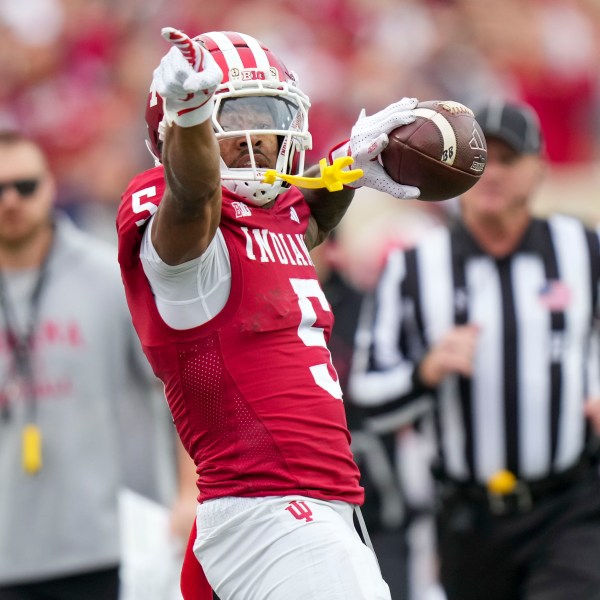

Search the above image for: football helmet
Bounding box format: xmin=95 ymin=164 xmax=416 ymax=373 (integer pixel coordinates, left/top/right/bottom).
xmin=145 ymin=31 xmax=312 ymax=206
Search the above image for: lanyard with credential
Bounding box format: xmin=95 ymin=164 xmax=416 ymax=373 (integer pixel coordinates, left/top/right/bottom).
xmin=0 ymin=247 xmax=52 ymax=475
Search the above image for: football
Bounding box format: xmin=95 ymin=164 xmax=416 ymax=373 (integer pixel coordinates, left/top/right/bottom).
xmin=380 ymin=100 xmax=487 ymax=201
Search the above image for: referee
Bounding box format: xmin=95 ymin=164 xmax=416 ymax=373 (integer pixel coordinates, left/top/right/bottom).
xmin=350 ymin=100 xmax=600 ymax=600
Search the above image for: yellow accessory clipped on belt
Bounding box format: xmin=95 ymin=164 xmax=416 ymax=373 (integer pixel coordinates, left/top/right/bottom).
xmin=262 ymin=157 xmax=363 ymax=192
xmin=22 ymin=424 xmax=42 ymax=474
xmin=487 ymin=469 xmax=517 ymax=495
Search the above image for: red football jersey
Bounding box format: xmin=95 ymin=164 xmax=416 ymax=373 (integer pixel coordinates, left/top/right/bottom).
xmin=117 ymin=167 xmax=363 ymax=504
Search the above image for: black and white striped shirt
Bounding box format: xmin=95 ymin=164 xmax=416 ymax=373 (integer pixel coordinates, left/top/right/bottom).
xmin=350 ymin=215 xmax=600 ymax=484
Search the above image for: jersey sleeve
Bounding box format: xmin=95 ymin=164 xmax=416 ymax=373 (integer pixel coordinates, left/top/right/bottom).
xmin=117 ymin=166 xmax=166 ymax=270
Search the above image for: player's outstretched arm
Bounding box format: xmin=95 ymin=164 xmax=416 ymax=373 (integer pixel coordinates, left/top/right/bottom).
xmin=303 ymin=98 xmax=421 ymax=249
xmin=302 ymin=163 xmax=356 ymax=250
xmin=331 ymin=98 xmax=421 ymax=200
xmin=151 ymin=28 xmax=224 ymax=265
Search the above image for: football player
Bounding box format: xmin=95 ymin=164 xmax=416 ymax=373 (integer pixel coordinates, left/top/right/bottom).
xmin=117 ymin=28 xmax=419 ymax=600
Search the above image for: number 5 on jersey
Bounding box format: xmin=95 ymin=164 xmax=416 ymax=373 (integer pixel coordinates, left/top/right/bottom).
xmin=132 ymin=186 xmax=159 ymax=226
xmin=290 ymin=278 xmax=343 ymax=400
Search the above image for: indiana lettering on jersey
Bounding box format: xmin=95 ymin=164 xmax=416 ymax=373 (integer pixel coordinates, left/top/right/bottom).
xmin=241 ymin=227 xmax=314 ymax=267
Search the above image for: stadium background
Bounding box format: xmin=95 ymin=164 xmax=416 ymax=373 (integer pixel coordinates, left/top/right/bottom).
xmin=1 ymin=0 xmax=599 ymax=247
xmin=2 ymin=1 xmax=600 ymax=597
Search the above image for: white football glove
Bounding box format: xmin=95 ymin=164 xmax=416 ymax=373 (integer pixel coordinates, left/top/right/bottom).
xmin=153 ymin=27 xmax=223 ymax=128
xmin=331 ymin=98 xmax=421 ymax=199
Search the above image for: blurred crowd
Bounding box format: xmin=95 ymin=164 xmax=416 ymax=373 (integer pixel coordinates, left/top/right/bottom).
xmin=2 ymin=2 xmax=600 ymax=599
xmin=1 ymin=0 xmax=600 ymax=244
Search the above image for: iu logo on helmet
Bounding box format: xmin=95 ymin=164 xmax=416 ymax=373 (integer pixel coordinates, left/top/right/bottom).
xmin=285 ymin=500 xmax=313 ymax=522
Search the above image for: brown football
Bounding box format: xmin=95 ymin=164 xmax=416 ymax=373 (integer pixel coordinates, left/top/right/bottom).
xmin=380 ymin=100 xmax=487 ymax=201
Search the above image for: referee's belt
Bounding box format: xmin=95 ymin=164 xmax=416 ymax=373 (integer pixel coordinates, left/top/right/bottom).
xmin=437 ymin=456 xmax=597 ymax=516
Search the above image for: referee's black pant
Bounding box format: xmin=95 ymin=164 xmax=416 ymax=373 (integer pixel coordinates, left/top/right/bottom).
xmin=0 ymin=566 xmax=119 ymax=600
xmin=437 ymin=470 xmax=600 ymax=600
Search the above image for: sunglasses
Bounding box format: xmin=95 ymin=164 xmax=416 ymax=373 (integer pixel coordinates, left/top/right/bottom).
xmin=0 ymin=178 xmax=41 ymax=199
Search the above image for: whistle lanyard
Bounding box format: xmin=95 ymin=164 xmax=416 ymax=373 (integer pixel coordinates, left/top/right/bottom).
xmin=0 ymin=241 xmax=53 ymax=473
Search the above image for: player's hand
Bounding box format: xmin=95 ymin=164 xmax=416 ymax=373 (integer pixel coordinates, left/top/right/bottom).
xmin=418 ymin=324 xmax=480 ymax=387
xmin=153 ymin=27 xmax=223 ymax=128
xmin=330 ymin=98 xmax=420 ymax=199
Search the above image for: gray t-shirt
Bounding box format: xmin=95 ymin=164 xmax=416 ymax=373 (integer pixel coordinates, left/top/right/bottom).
xmin=0 ymin=215 xmax=171 ymax=584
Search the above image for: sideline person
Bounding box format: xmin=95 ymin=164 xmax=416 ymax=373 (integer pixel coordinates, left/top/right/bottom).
xmin=0 ymin=131 xmax=180 ymax=599
xmin=350 ymin=100 xmax=600 ymax=600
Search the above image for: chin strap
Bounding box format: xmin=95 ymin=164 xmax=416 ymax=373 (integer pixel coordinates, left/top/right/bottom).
xmin=262 ymin=156 xmax=363 ymax=192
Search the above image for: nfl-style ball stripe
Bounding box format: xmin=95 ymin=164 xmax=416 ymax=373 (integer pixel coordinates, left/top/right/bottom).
xmin=413 ymin=108 xmax=457 ymax=166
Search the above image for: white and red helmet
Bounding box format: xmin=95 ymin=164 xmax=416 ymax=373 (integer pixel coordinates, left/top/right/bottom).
xmin=145 ymin=31 xmax=312 ymax=205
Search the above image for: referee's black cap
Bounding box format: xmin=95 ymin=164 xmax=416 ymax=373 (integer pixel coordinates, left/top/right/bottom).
xmin=475 ymin=100 xmax=543 ymax=155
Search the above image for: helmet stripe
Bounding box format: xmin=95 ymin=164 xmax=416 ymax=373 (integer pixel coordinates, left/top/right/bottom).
xmin=239 ymin=33 xmax=271 ymax=72
xmin=223 ymin=31 xmax=249 ymax=48
xmin=203 ymin=31 xmax=244 ymax=71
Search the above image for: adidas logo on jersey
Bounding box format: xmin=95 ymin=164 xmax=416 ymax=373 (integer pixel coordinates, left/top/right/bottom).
xmin=290 ymin=207 xmax=300 ymax=223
